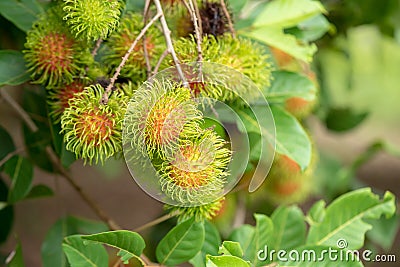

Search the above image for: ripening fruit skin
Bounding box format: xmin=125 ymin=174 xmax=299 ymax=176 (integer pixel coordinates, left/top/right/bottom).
xmin=159 ymin=129 xmax=231 ymax=206
xmin=62 ymin=0 xmax=124 ymax=40
xmin=47 ymin=79 xmax=87 ymax=123
xmin=261 ymin=151 xmax=317 ymax=205
xmin=165 ymin=197 xmax=225 ymax=222
xmin=24 ymin=7 xmax=91 ymax=88
xmin=123 ymin=79 xmax=203 ymax=160
xmin=102 ymin=12 xmax=165 ymax=81
xmin=285 ymin=96 xmax=317 ymax=119
xmin=61 ymin=84 xmax=128 ymax=164
xmin=169 ymin=35 xmax=272 ymax=102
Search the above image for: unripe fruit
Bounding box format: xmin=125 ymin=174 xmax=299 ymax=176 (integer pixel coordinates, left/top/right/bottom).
xmin=63 ymin=0 xmax=124 ymax=40
xmin=24 ymin=7 xmax=90 ymax=88
xmin=48 ymin=79 xmax=86 ymax=122
xmin=170 ymin=35 xmax=272 ymax=101
xmin=102 ymin=12 xmax=165 ymax=81
xmin=159 ymin=129 xmax=231 ymax=205
xmin=61 ymin=84 xmax=128 ymax=164
xmin=166 ymin=197 xmax=225 ymax=222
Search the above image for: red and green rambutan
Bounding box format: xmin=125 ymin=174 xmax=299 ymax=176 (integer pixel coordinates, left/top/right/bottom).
xmin=167 ymin=35 xmax=272 ymax=101
xmin=258 ymin=151 xmax=317 ymax=205
xmin=47 ymin=79 xmax=87 ymax=123
xmin=101 ymin=12 xmax=165 ymax=81
xmin=123 ymin=79 xmax=203 ymax=160
xmin=61 ymin=84 xmax=128 ymax=164
xmin=62 ymin=0 xmax=124 ymax=40
xmin=159 ymin=129 xmax=231 ymax=206
xmin=24 ymin=7 xmax=91 ymax=88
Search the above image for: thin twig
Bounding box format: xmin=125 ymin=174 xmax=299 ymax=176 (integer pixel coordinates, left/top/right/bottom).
xmin=0 ymin=89 xmax=38 ymax=131
xmin=0 ymin=89 xmax=121 ymax=231
xmin=91 ymin=38 xmax=103 ymax=57
xmin=183 ymin=0 xmax=203 ymax=63
xmin=152 ymin=48 xmax=170 ymax=76
xmin=143 ymin=0 xmax=153 ymax=77
xmin=0 ymin=147 xmax=25 ymax=167
xmin=101 ymin=13 xmax=162 ymax=104
xmin=133 ymin=210 xmax=180 ymax=232
xmin=220 ymin=0 xmax=236 ymax=38
xmin=193 ymin=0 xmax=202 ymax=37
xmin=153 ymin=0 xmax=188 ymax=87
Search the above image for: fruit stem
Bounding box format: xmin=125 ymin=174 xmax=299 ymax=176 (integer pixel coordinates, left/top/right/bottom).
xmin=101 ymin=12 xmax=163 ymax=104
xmin=220 ymin=0 xmax=236 ymax=38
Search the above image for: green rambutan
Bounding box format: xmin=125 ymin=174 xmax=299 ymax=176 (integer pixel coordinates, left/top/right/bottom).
xmin=24 ymin=7 xmax=91 ymax=88
xmin=159 ymin=129 xmax=231 ymax=206
xmin=62 ymin=0 xmax=124 ymax=40
xmin=61 ymin=84 xmax=128 ymax=164
xmin=167 ymin=35 xmax=272 ymax=101
xmin=165 ymin=197 xmax=225 ymax=222
xmin=123 ymin=79 xmax=202 ymax=160
xmin=101 ymin=12 xmax=165 ymax=81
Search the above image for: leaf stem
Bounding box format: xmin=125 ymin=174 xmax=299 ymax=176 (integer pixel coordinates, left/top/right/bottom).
xmin=133 ymin=210 xmax=180 ymax=232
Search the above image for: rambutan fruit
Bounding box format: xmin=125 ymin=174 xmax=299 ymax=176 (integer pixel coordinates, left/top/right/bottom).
xmin=24 ymin=7 xmax=91 ymax=88
xmin=259 ymin=151 xmax=317 ymax=205
xmin=62 ymin=0 xmax=124 ymax=40
xmin=123 ymin=79 xmax=202 ymax=160
xmin=101 ymin=12 xmax=165 ymax=81
xmin=168 ymin=35 xmax=272 ymax=101
xmin=159 ymin=129 xmax=231 ymax=206
xmin=165 ymin=197 xmax=225 ymax=222
xmin=61 ymin=84 xmax=128 ymax=164
xmin=284 ymin=96 xmax=317 ymax=119
xmin=47 ymin=79 xmax=87 ymax=123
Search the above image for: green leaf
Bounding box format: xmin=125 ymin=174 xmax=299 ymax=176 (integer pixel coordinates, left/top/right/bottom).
xmin=4 ymin=156 xmax=33 ymax=204
xmin=206 ymin=255 xmax=250 ymax=267
xmin=307 ymin=188 xmax=396 ymax=249
xmin=63 ymin=235 xmax=108 ymax=267
xmin=268 ymin=206 xmax=306 ymax=250
xmin=227 ymin=0 xmax=248 ymax=15
xmin=0 ymin=50 xmax=30 ymax=86
xmin=0 ymin=125 xmax=15 ymax=167
xmin=190 ymin=220 xmax=221 ymax=267
xmin=366 ymin=214 xmax=399 ymax=251
xmin=156 ymin=217 xmax=205 ymax=266
xmin=325 ymin=107 xmax=369 ymax=132
xmin=286 ymin=14 xmax=332 ymax=42
xmin=264 ymin=71 xmax=317 ymax=103
xmin=228 ymin=225 xmax=255 ymax=254
xmin=219 ymin=241 xmax=243 ymax=257
xmin=245 ymin=214 xmax=273 ymax=266
xmin=41 ymin=216 xmax=108 ymax=267
xmin=82 ymin=230 xmax=145 ymax=264
xmin=25 ymin=184 xmax=54 ymax=199
xmin=0 ymin=0 xmax=44 ymax=32
xmin=306 ymin=200 xmax=326 ymax=225
xmin=253 ymin=0 xmax=326 ymax=28
xmin=271 ymin=106 xmax=312 ymax=171
xmin=242 ymin=27 xmax=317 ymax=62
xmin=6 ymin=242 xmax=25 ymax=267
xmin=0 ymin=177 xmax=14 ymax=244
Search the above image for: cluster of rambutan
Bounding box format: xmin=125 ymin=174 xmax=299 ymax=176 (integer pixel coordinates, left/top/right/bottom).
xmin=22 ymin=0 xmax=279 ymax=219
